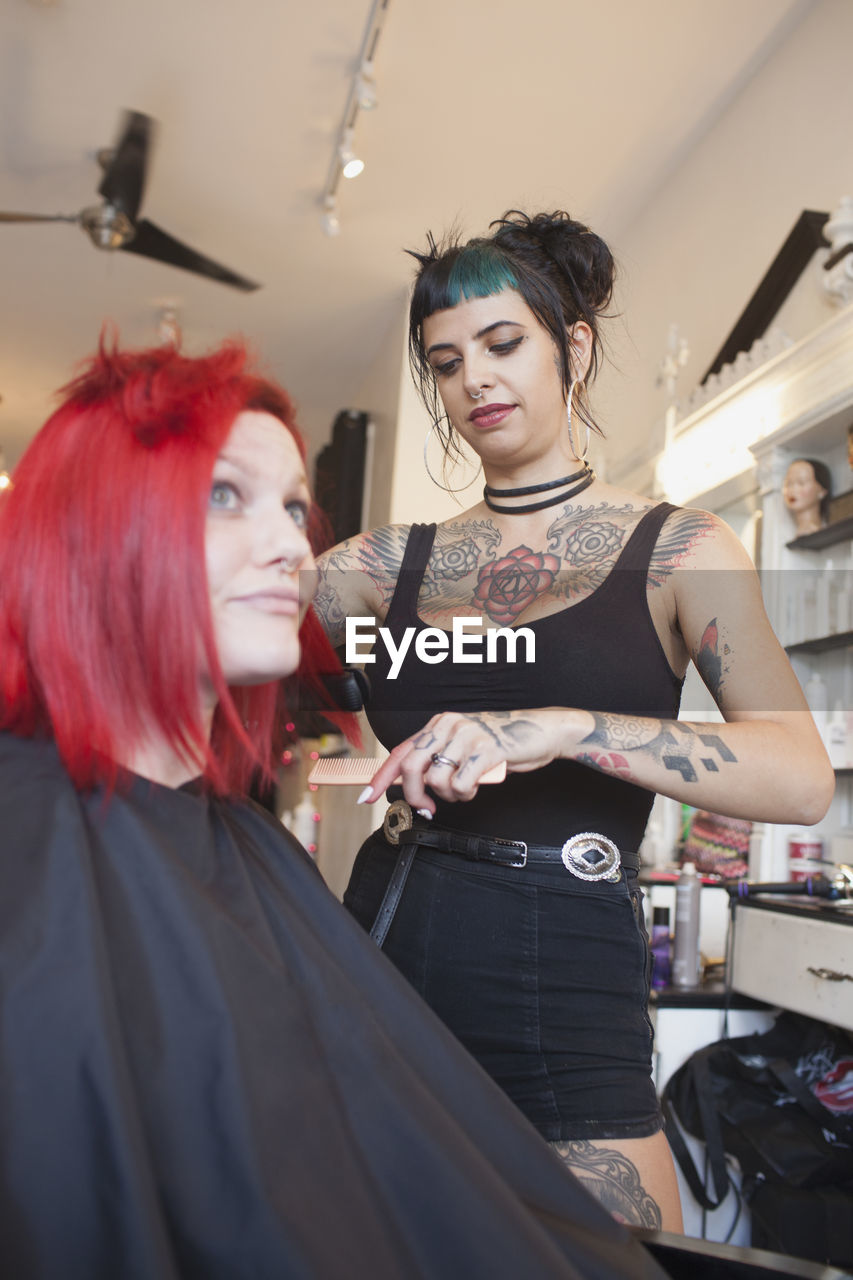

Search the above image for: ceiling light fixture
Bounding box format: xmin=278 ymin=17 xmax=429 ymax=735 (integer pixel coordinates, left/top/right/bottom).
xmin=321 ymin=197 xmax=341 ymax=238
xmin=356 ymin=62 xmax=378 ymax=111
xmin=338 ymin=130 xmax=365 ymax=180
xmin=319 ymin=0 xmax=391 ymax=234
xmin=156 ymin=304 xmax=182 ymax=346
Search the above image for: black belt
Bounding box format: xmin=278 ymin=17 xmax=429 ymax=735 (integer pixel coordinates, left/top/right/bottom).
xmin=369 ymin=811 xmax=639 ymax=948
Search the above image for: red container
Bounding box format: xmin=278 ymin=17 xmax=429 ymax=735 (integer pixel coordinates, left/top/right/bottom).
xmin=788 ymin=833 xmax=824 ymax=881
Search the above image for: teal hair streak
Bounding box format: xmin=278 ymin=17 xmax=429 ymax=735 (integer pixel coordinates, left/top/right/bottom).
xmin=444 ymin=245 xmax=518 ymax=306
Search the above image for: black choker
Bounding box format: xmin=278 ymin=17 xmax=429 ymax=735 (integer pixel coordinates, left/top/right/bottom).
xmin=483 ymin=462 xmax=595 ymax=514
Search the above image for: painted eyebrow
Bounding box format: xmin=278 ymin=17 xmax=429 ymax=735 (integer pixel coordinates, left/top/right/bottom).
xmin=426 ymin=319 xmax=524 ymax=357
xmin=215 ymin=453 xmax=310 ymax=492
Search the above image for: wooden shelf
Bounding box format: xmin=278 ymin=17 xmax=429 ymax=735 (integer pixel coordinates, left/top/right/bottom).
xmin=786 ymin=515 xmax=853 ymax=551
xmin=785 ymin=629 xmax=853 ymax=655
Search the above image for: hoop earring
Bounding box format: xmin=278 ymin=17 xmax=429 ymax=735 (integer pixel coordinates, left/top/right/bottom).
xmin=567 ymin=378 xmax=589 ymax=462
xmin=423 ymin=420 xmax=482 ymax=494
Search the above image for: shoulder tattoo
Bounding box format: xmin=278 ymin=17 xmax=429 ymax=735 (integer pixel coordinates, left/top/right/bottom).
xmin=647 ymin=508 xmax=717 ymax=587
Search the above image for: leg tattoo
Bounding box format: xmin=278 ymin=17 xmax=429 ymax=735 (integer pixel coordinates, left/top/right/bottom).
xmin=551 ymin=1139 xmax=662 ymax=1228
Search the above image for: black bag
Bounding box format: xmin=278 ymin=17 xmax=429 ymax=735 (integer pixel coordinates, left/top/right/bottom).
xmin=661 ymin=1011 xmax=853 ymax=1267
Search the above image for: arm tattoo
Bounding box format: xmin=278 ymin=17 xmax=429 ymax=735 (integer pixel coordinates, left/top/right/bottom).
xmin=581 ymin=713 xmax=738 ymax=786
xmin=311 ymin=566 xmax=346 ymax=644
xmin=551 ymin=1140 xmax=662 ymax=1228
xmin=576 ymin=750 xmax=635 ymax=781
xmin=354 ymin=525 xmax=412 ymax=608
xmin=694 ymin=616 xmax=732 ymax=707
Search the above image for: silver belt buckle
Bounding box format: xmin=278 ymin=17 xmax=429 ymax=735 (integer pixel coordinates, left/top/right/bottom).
xmin=383 ymin=800 xmax=413 ymax=846
xmin=561 ymin=832 xmax=622 ymax=882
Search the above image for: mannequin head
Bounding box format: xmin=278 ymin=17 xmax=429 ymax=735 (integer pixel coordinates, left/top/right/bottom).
xmin=782 ymin=457 xmax=832 ymax=536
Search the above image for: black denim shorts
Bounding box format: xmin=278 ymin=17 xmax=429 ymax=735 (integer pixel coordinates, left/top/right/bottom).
xmin=344 ymin=830 xmax=662 ymax=1143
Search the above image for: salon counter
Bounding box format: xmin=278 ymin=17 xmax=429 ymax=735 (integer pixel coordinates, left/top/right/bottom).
xmin=729 ymin=897 xmax=853 ymax=1032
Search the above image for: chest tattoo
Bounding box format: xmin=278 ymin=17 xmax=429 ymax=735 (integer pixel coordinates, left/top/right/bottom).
xmin=473 ymin=547 xmax=561 ymax=626
xmin=417 ymin=502 xmax=714 ymax=628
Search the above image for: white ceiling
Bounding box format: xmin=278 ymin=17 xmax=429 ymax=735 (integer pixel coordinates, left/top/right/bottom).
xmin=0 ymin=0 xmax=812 ymax=469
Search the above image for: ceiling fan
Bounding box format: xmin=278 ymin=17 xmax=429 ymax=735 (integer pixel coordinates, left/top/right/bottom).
xmin=0 ymin=110 xmax=259 ymax=292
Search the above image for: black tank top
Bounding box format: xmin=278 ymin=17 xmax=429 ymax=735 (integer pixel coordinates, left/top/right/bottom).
xmin=364 ymin=503 xmax=684 ymax=849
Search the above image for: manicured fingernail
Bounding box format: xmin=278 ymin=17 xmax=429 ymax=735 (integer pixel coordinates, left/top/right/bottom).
xmin=357 ymin=786 xmax=374 ymax=805
xmin=417 ymin=808 xmax=433 ymax=820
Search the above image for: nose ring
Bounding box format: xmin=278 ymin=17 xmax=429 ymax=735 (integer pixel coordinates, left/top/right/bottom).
xmin=469 ymin=389 xmax=483 ymax=400
xmin=277 ymin=553 xmax=301 ymax=574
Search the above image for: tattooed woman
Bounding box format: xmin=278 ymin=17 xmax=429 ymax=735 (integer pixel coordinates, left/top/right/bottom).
xmin=313 ymin=210 xmax=833 ymax=1232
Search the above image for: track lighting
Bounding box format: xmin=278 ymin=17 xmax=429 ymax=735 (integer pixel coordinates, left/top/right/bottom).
xmin=156 ymin=304 xmax=182 ymax=346
xmin=319 ymin=0 xmax=391 ymax=234
xmin=321 ymin=198 xmax=341 ymax=238
xmin=338 ymin=131 xmax=365 ymax=180
xmin=356 ymin=64 xmax=378 ymax=111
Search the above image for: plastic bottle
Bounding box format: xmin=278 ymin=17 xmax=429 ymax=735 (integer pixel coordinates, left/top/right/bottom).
xmin=672 ymin=862 xmax=702 ymax=987
xmin=815 ymin=566 xmax=831 ymax=636
xmin=290 ymin=794 xmax=320 ymax=858
xmin=835 ymin=579 xmax=851 ymax=635
xmin=804 ymin=670 xmax=829 ymax=747
xmin=650 ymin=906 xmax=671 ymax=990
xmin=827 ymin=700 xmax=848 ymax=770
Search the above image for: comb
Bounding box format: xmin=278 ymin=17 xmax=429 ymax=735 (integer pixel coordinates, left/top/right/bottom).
xmin=307 ymin=757 xmax=507 ymax=786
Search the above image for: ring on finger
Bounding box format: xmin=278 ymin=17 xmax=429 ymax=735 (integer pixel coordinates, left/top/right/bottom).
xmin=430 ymin=752 xmax=460 ymax=769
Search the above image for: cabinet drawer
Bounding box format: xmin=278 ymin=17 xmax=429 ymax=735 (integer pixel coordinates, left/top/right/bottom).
xmin=730 ymin=906 xmax=853 ymax=1031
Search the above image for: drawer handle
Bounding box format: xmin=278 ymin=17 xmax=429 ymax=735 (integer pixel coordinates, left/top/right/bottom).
xmin=807 ymin=966 xmax=853 ymax=983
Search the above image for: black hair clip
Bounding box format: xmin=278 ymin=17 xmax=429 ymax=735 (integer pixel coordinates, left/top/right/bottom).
xmin=320 ymin=667 xmax=371 ymax=712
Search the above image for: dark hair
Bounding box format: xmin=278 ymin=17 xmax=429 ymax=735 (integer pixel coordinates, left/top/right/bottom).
xmin=407 ymin=210 xmax=615 ymax=468
xmin=794 ymin=457 xmax=833 ymax=522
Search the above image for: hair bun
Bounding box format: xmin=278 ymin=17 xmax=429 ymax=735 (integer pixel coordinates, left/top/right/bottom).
xmin=490 ymin=209 xmax=614 ymax=314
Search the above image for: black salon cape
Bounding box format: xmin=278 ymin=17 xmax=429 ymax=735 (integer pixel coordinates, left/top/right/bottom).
xmin=0 ymin=735 xmax=665 ymax=1280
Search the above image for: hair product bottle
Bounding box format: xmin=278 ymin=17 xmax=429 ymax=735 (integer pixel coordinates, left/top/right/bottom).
xmin=650 ymin=906 xmax=671 ymax=990
xmin=672 ymin=861 xmax=702 ymax=987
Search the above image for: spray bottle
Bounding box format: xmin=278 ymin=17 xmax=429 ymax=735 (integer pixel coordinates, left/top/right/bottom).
xmin=650 ymin=906 xmax=672 ymax=989
xmin=672 ymin=861 xmax=702 ymax=987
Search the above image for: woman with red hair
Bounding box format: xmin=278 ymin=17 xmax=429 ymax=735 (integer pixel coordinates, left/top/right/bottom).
xmin=0 ymin=340 xmax=663 ymax=1280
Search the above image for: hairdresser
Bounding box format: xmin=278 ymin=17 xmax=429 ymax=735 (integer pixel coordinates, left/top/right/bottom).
xmin=314 ymin=210 xmax=834 ymax=1231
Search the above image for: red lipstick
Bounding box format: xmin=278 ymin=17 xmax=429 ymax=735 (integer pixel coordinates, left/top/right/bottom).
xmin=468 ymin=402 xmax=515 ymax=428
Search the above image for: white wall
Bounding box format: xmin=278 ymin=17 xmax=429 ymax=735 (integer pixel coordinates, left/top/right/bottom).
xmin=595 ymin=0 xmax=853 ymax=477
xmin=348 ymin=0 xmax=853 ymax=531
xmin=352 ymin=289 xmax=488 ymax=531
xmin=350 ymin=294 xmax=408 ymax=530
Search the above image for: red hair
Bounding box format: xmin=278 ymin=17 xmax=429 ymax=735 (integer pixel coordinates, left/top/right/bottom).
xmin=0 ymin=336 xmax=357 ymax=794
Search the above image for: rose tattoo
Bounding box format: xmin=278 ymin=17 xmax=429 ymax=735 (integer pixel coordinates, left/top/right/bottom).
xmin=474 ymin=546 xmax=560 ymax=626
